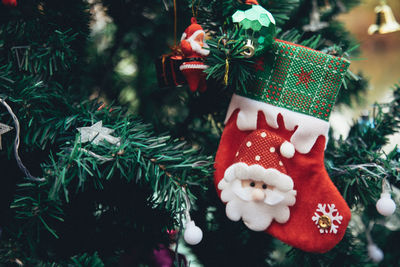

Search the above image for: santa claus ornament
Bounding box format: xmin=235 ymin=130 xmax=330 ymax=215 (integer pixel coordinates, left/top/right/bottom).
xmin=214 ymin=38 xmax=352 ymax=253
xmin=179 ymin=17 xmax=209 ymax=92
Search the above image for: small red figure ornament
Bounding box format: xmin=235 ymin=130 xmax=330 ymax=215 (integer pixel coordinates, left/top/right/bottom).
xmin=2 ymin=0 xmax=17 ymax=6
xmin=179 ymin=17 xmax=209 ymax=93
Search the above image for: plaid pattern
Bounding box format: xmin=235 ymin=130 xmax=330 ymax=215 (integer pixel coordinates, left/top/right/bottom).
xmin=237 ymin=39 xmax=350 ymax=121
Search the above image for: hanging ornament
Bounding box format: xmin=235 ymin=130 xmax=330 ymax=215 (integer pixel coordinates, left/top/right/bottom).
xmin=77 ymin=121 xmax=121 ymax=146
xmin=231 ymin=0 xmax=276 ymax=58
xmin=368 ymin=0 xmax=400 ymax=35
xmin=155 ymin=52 xmax=185 ymax=88
xmin=368 ymin=243 xmax=384 ymax=263
xmin=155 ymin=0 xmax=186 ymax=88
xmin=303 ymin=0 xmax=329 ymax=32
xmin=366 ymin=222 xmax=384 ymax=263
xmin=214 ymin=39 xmax=352 ymax=253
xmin=182 ymin=188 xmax=203 ymax=245
xmin=0 ymin=122 xmax=13 ymax=150
xmin=179 ymin=12 xmax=209 ymax=93
xmin=376 ymin=178 xmax=396 ymax=216
xmin=376 ymin=193 xmax=396 ymax=216
xmin=183 ymin=220 xmax=203 ymax=245
xmin=2 ymin=0 xmax=17 ymax=6
xmin=177 ymin=0 xmax=210 ymax=92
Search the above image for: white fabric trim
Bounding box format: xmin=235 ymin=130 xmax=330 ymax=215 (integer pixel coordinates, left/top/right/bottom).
xmin=179 ymin=64 xmax=209 ymax=70
xmin=225 ymin=94 xmax=330 ymax=154
xmin=180 ymin=32 xmax=187 ymax=41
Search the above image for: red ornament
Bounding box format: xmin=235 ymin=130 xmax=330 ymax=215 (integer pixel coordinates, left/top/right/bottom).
xmin=179 ymin=17 xmax=209 ymax=93
xmin=2 ymin=0 xmax=17 ymax=6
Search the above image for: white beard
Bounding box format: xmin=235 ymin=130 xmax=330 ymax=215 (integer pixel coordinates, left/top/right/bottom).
xmin=188 ymin=38 xmax=209 ymax=56
xmin=219 ymin=178 xmax=296 ymax=231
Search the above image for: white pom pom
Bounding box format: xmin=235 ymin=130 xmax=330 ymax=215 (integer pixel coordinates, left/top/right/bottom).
xmin=280 ymin=141 xmax=295 ymax=158
xmin=368 ymin=244 xmax=384 ymax=263
xmin=376 ymin=193 xmax=396 ymax=216
xmin=184 ymin=221 xmax=203 ymax=245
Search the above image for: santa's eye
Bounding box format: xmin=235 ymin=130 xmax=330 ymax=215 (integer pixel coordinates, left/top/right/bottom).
xmin=262 ymin=184 xmax=267 ymax=189
xmin=250 ymin=182 xmax=255 ymax=187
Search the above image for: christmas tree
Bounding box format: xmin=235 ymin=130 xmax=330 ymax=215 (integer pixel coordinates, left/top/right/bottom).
xmin=0 ymin=0 xmax=399 ymax=266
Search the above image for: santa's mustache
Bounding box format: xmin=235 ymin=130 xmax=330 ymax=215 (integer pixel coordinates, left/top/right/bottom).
xmin=230 ymin=179 xmax=287 ymax=206
xmin=188 ymin=39 xmax=210 ymax=56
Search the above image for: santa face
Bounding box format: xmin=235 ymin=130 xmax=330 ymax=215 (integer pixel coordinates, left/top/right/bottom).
xmin=218 ymin=163 xmax=296 ymax=231
xmin=181 ymin=30 xmax=210 ymax=57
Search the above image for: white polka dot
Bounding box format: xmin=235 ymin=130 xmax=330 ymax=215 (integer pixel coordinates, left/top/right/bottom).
xmin=255 ymin=155 xmax=261 ymax=161
xmin=280 ymin=141 xmax=295 ymax=158
xmin=236 ymin=152 xmax=239 ymax=157
xmin=279 ymin=161 xmax=283 ymax=166
xmin=261 ymin=132 xmax=267 ymax=138
xmin=246 ymin=141 xmax=252 ymax=147
xmin=270 ymin=147 xmax=275 ymax=153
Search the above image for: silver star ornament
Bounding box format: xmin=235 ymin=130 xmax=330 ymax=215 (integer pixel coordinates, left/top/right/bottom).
xmin=77 ymin=121 xmax=120 ymax=146
xmin=0 ymin=122 xmax=13 ymax=150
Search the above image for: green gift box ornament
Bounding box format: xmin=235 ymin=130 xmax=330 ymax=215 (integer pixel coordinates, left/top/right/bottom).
xmin=232 ymin=0 xmax=276 ymax=58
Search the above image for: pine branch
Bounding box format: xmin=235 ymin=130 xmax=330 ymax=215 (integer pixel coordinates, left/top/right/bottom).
xmin=5 ymin=100 xmax=211 ymax=251
xmin=326 ymin=85 xmax=400 ymax=208
xmin=1 ymin=21 xmax=81 ymax=79
xmin=205 ymin=27 xmax=256 ymax=90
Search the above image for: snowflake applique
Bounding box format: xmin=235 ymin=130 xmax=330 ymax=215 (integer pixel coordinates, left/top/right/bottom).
xmin=311 ymin=203 xmax=343 ymax=234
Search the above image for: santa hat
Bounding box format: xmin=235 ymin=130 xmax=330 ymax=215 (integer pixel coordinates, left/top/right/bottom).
xmin=222 ymin=130 xmax=295 ymax=192
xmin=180 ymin=17 xmax=204 ymax=41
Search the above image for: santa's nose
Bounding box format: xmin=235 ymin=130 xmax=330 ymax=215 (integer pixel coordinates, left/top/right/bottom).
xmin=252 ymin=189 xmax=265 ymax=202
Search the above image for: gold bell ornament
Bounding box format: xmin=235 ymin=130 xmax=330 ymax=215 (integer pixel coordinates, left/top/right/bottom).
xmin=368 ymin=0 xmax=400 ymax=35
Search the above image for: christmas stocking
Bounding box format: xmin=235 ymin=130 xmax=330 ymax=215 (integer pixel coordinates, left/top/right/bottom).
xmin=215 ymin=39 xmax=351 ymax=253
